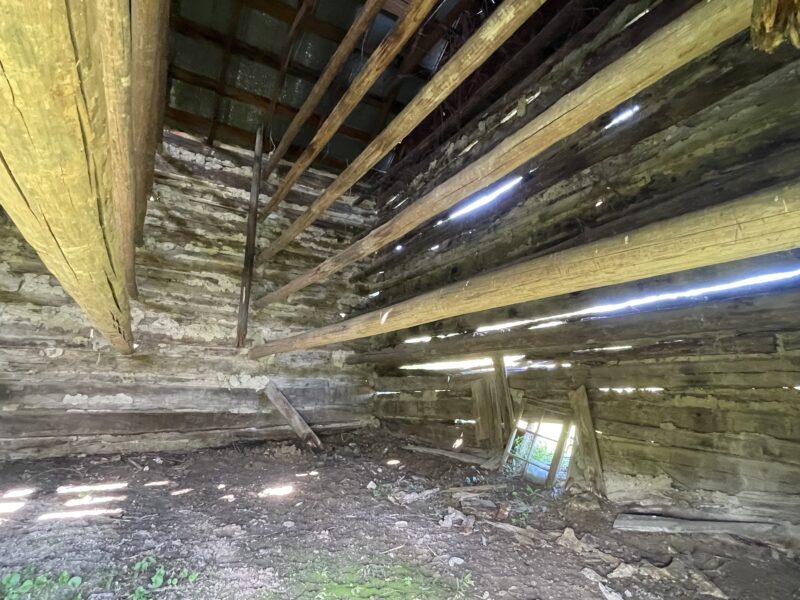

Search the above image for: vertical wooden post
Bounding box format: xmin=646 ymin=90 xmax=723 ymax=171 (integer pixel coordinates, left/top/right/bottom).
xmin=569 ymin=386 xmax=606 ymax=496
xmin=236 ymin=125 xmax=265 ymax=347
xmin=492 ymin=354 xmax=517 ymax=441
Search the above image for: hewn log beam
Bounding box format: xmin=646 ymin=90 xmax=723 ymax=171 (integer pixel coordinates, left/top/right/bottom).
xmin=0 ymin=0 xmax=133 ymax=353
xmin=98 ymin=0 xmax=137 ymax=298
xmin=253 ymin=0 xmax=752 ymax=307
xmin=249 ymin=180 xmax=800 ymax=356
xmin=131 ymin=0 xmax=170 ymax=246
xmin=256 ymin=0 xmax=439 ymax=223
xmin=253 ymin=0 xmax=384 ymax=223
xmin=254 ymin=0 xmax=546 ymax=265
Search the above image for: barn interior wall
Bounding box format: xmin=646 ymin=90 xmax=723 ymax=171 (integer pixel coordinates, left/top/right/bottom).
xmin=0 ymin=134 xmax=377 ymax=461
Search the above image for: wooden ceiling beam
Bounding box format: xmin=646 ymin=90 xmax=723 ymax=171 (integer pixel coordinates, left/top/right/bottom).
xmin=252 ymin=0 xmax=384 ymax=224
xmin=168 ymin=66 xmax=371 ymax=143
xmin=0 ymin=0 xmax=134 ymax=353
xmin=252 ymin=0 xmax=753 ymax=307
xmin=250 ymin=180 xmax=800 ymax=356
xmin=171 ymin=16 xmax=400 ymax=113
xmin=131 ymin=0 xmax=170 ymax=246
xmin=253 ymin=0 xmax=547 ymax=267
xmin=255 ymin=0 xmax=440 ymax=224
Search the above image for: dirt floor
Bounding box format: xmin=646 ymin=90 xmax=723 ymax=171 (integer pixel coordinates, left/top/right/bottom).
xmin=0 ymin=430 xmax=798 ymax=600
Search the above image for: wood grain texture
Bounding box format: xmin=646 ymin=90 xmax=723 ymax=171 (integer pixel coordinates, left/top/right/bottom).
xmin=250 ymin=180 xmax=800 ymax=355
xmin=255 ymin=0 xmax=753 ymax=307
xmin=262 ymin=380 xmax=323 ymax=452
xmin=254 ymin=0 xmax=547 ymax=265
xmin=569 ymin=386 xmax=606 ymax=496
xmin=0 ymin=0 xmax=133 ymax=353
xmin=256 ymin=0 xmax=439 ymax=223
xmin=131 ymin=0 xmax=170 ymax=245
xmin=97 ymin=0 xmax=137 ymax=297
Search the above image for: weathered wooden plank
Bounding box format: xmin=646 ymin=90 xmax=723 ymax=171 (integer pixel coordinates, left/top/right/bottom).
xmin=570 ymin=386 xmax=606 ymax=495
xmin=751 ymin=0 xmax=800 ymax=51
xmin=0 ymin=419 xmax=373 ymax=461
xmin=131 ymin=0 xmax=170 ymax=245
xmin=256 ymin=0 xmax=439 ymax=223
xmin=253 ymin=0 xmax=753 ymax=307
xmin=613 ymin=514 xmax=783 ymax=536
xmin=236 ymin=124 xmax=265 ymax=346
xmin=0 ymin=0 xmax=133 ymax=353
xmin=254 ymin=0 xmax=548 ymax=264
xmin=251 ymin=180 xmax=800 ymax=355
xmin=262 ymin=380 xmax=323 ymax=451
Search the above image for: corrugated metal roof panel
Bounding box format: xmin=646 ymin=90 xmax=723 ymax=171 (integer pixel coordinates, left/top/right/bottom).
xmin=236 ymin=7 xmax=289 ymax=55
xmin=169 ymin=80 xmax=217 ymax=119
xmin=228 ymin=57 xmax=279 ymax=97
xmin=172 ymin=33 xmax=224 ymax=80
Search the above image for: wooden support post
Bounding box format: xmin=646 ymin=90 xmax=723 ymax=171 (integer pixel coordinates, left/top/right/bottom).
xmin=248 ymin=180 xmax=800 ymax=357
xmin=544 ymin=420 xmax=572 ymax=489
xmin=0 ymin=0 xmax=134 ymax=353
xmin=261 ymin=381 xmax=323 ymax=452
xmin=255 ymin=0 xmax=546 ymax=265
xmin=569 ymin=386 xmax=605 ymax=496
xmin=235 ymin=125 xmax=265 ymax=347
xmin=471 ymin=377 xmax=504 ymax=449
xmin=492 ymin=353 xmax=516 ymax=442
xmin=256 ymin=0 xmax=439 ymax=224
xmin=98 ymin=0 xmax=137 ymax=298
xmin=131 ymin=0 xmax=170 ymax=246
xmin=253 ymin=0 xmax=752 ymax=306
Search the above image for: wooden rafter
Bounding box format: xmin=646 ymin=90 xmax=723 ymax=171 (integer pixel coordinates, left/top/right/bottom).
xmin=171 ymin=15 xmax=400 ymax=114
xmin=253 ymin=0 xmax=548 ymax=267
xmin=0 ymin=0 xmax=133 ymax=353
xmin=255 ymin=0 xmax=440 ymax=224
xmin=252 ymin=0 xmax=753 ymax=307
xmin=131 ymin=0 xmax=170 ymax=246
xmin=249 ymin=180 xmax=800 ymax=356
xmin=252 ymin=0 xmax=384 ymax=225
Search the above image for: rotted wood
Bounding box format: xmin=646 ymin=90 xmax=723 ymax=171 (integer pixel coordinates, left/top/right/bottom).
xmin=249 ymin=177 xmax=800 ymax=356
xmin=254 ymin=0 xmax=548 ymax=267
xmin=252 ymin=0 xmax=752 ymax=308
xmin=235 ymin=125 xmax=264 ymax=347
xmin=0 ymin=0 xmax=133 ymax=353
xmin=261 ymin=381 xmax=323 ymax=452
xmin=492 ymin=353 xmax=516 ymax=443
xmin=569 ymin=386 xmax=605 ymax=496
xmin=131 ymin=0 xmax=170 ymax=246
xmin=255 ymin=0 xmax=439 ymax=226
xmin=751 ymin=0 xmax=800 ymax=51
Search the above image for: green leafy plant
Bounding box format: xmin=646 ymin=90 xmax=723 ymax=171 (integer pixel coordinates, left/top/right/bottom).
xmin=1 ymin=567 xmax=83 ymax=600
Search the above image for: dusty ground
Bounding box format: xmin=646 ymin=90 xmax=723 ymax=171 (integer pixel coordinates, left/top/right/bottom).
xmin=0 ymin=430 xmax=798 ymax=600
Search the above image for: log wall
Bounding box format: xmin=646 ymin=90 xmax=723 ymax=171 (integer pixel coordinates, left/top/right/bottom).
xmin=0 ymin=134 xmax=377 ymax=460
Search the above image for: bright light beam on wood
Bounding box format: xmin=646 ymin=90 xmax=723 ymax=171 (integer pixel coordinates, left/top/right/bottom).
xmin=253 ymin=0 xmax=753 ymax=308
xmin=254 ymin=0 xmax=547 ymax=267
xmin=249 ymin=180 xmax=800 ymax=356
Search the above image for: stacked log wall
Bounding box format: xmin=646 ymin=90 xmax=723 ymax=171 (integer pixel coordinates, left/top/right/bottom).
xmin=0 ymin=134 xmax=377 ymax=460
